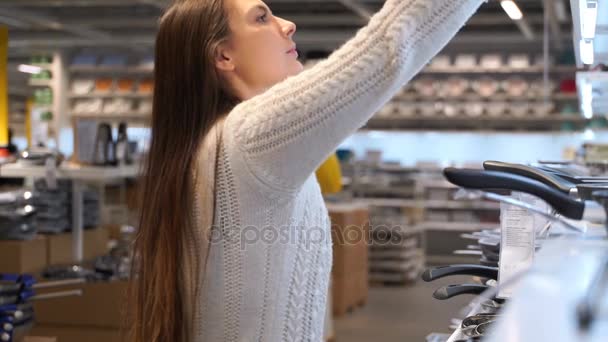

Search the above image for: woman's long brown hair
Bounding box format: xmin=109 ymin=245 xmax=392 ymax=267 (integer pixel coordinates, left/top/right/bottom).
xmin=129 ymin=1 xmax=234 ymax=341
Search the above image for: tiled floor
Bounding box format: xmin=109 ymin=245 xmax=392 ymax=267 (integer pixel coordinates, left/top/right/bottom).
xmin=334 ymin=276 xmax=473 ymax=342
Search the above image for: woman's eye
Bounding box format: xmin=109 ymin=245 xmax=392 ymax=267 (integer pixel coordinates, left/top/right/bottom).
xmin=257 ymin=14 xmax=267 ymax=23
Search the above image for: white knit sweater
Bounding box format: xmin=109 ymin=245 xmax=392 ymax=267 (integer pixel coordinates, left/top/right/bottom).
xmin=196 ymin=0 xmax=483 ymax=340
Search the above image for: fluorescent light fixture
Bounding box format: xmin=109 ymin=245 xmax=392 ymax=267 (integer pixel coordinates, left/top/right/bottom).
xmin=583 ymin=128 xmax=596 ymax=141
xmin=580 ymin=0 xmax=598 ymax=39
xmin=581 ymin=82 xmax=593 ymax=119
xmin=18 ymin=64 xmax=42 ymax=74
xmin=501 ymin=0 xmax=523 ymax=20
xmin=579 ymin=39 xmax=594 ymax=65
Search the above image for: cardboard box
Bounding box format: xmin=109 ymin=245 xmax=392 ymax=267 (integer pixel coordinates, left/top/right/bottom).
xmin=24 ymin=337 xmax=58 ymax=342
xmin=354 ymin=269 xmax=369 ymax=305
xmin=29 ymin=325 xmax=120 ymax=342
xmin=328 ymin=204 xmax=370 ymax=276
xmin=0 ymin=236 xmax=47 ymax=274
xmin=46 ymin=227 xmax=109 ymax=266
xmin=332 ymin=273 xmax=357 ymax=317
xmin=33 ymin=281 xmax=128 ymax=329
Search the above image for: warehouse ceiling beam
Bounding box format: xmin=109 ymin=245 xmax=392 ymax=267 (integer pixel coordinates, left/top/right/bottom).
xmin=0 ymin=7 xmax=112 ymax=40
xmin=336 ymin=0 xmax=372 ymax=21
xmin=137 ymin=0 xmax=169 ymax=11
xmin=541 ymin=0 xmax=564 ymax=49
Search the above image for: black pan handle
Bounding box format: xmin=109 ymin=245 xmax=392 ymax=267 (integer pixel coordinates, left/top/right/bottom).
xmin=443 ymin=168 xmax=585 ymax=220
xmin=422 ymin=264 xmax=499 ymax=282
xmin=433 ymin=284 xmax=489 ymax=300
xmin=483 ymin=161 xmax=575 ymax=195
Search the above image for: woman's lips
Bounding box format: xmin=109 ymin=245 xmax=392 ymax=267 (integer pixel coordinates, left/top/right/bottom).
xmin=287 ymin=47 xmax=298 ymax=57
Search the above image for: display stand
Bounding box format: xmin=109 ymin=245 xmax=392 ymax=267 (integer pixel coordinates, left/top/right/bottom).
xmin=0 ymin=162 xmax=139 ymax=263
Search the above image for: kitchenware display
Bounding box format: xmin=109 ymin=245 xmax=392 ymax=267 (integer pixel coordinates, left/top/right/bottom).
xmin=442 ymin=77 xmax=470 ymax=98
xmin=479 ymin=54 xmax=503 ymax=69
xmin=429 ymin=55 xmax=451 ymax=69
xmin=559 ymin=79 xmax=577 ymax=93
xmin=92 ymin=123 xmax=114 ymax=166
xmin=472 ymin=78 xmax=499 ymax=98
xmin=396 ymin=103 xmax=416 ymax=117
xmin=0 ymin=274 xmax=83 ymax=342
xmin=486 ymin=101 xmax=507 ymax=117
xmin=102 ymin=98 xmax=133 ymax=114
xmin=502 ymin=77 xmax=529 ymax=97
xmin=419 ymin=102 xmax=440 ymax=117
xmin=138 ymin=99 xmax=153 ymax=114
xmin=72 ymin=98 xmax=103 ymax=114
xmin=465 ymin=102 xmax=485 ymax=118
xmin=509 ymin=101 xmax=529 ymax=117
xmin=376 ymin=103 xmax=395 ymax=118
xmin=115 ymin=78 xmax=135 ymax=93
xmin=94 ymin=78 xmax=113 ymax=93
xmin=16 ymin=149 xmax=63 ymax=167
xmin=99 ymin=55 xmax=127 ymax=68
xmin=138 ymin=79 xmax=154 ymax=94
xmin=531 ymin=101 xmax=555 ymax=117
xmin=530 ymin=79 xmax=556 ymax=96
xmin=443 ymin=102 xmax=462 ymax=118
xmin=454 ymin=54 xmax=477 ymax=69
xmin=507 ymin=54 xmax=530 ymax=69
xmin=413 ymin=78 xmax=438 ymax=98
xmin=70 ymin=79 xmax=95 ymax=95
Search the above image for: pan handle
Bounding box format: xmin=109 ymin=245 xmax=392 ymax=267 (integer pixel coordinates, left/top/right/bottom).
xmin=433 ymin=284 xmax=504 ymax=303
xmin=483 ymin=161 xmax=575 ymax=195
xmin=443 ymin=168 xmax=585 ymax=220
xmin=422 ymin=264 xmax=499 ymax=282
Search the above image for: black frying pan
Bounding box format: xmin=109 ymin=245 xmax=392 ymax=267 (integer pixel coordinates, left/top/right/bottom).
xmin=422 ymin=264 xmax=499 ymax=282
xmin=432 ymin=283 xmax=505 ymax=303
xmin=443 ymin=168 xmax=608 ymax=224
xmin=483 ymin=161 xmax=608 ymax=201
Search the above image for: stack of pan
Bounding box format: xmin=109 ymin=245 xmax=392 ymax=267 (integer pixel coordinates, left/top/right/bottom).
xmin=0 ymin=191 xmax=36 ymax=241
xmin=0 ymin=274 xmax=82 ymax=342
xmin=422 ymin=264 xmax=501 ymax=341
xmin=423 ymin=160 xmax=608 ymax=341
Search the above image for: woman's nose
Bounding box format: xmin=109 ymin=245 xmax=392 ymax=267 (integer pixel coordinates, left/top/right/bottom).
xmin=279 ymin=17 xmax=296 ymax=38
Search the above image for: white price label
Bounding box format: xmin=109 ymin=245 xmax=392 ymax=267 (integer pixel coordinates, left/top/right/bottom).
xmin=498 ymin=192 xmax=537 ymax=298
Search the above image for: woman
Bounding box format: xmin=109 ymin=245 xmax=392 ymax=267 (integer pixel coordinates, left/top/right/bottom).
xmin=131 ymin=0 xmax=483 ymax=341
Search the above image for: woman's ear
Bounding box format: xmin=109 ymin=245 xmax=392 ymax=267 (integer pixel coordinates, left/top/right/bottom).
xmin=215 ymin=42 xmax=235 ymax=72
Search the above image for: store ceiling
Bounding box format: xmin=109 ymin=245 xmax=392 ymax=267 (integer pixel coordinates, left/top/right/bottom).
xmin=3 ymin=0 xmax=574 ymax=99
xmin=1 ymin=0 xmax=573 ymax=56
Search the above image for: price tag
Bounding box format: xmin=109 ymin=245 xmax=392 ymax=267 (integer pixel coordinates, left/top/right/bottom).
xmin=45 ymin=157 xmax=57 ymax=190
xmin=497 ymin=192 xmax=537 ymax=299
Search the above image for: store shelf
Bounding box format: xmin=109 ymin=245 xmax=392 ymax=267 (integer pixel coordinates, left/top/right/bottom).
xmin=28 ymin=79 xmax=52 ymax=87
xmin=365 ymin=114 xmax=593 ymax=131
xmin=395 ymin=93 xmax=579 ymax=102
xmin=419 ymin=65 xmax=579 ymax=75
xmin=68 ymin=65 xmax=154 ymax=75
xmin=418 ymin=221 xmax=499 ymax=232
xmin=0 ymin=163 xmax=140 ymax=181
xmin=357 ymin=198 xmax=499 ymax=210
xmin=68 ymin=93 xmax=152 ymax=99
xmin=71 ymin=112 xmax=150 ymax=121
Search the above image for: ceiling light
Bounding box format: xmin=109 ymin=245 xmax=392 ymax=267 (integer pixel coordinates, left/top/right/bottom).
xmin=17 ymin=64 xmax=42 ymax=74
xmin=579 ymin=39 xmax=595 ymax=65
xmin=580 ymin=0 xmax=598 ymax=39
xmin=500 ymin=0 xmax=523 ymax=20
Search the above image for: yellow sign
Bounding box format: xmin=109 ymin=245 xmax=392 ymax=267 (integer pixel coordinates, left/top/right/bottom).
xmin=0 ymin=26 xmax=8 ymax=147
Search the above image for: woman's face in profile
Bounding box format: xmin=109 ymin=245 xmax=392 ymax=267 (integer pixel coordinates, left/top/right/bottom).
xmin=217 ymin=0 xmax=304 ymax=98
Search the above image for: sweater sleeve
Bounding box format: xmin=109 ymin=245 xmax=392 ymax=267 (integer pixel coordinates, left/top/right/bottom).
xmin=225 ymin=0 xmax=484 ymax=192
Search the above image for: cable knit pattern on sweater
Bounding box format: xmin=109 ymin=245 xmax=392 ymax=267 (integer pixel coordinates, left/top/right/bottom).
xmin=196 ymin=0 xmax=483 ymax=341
